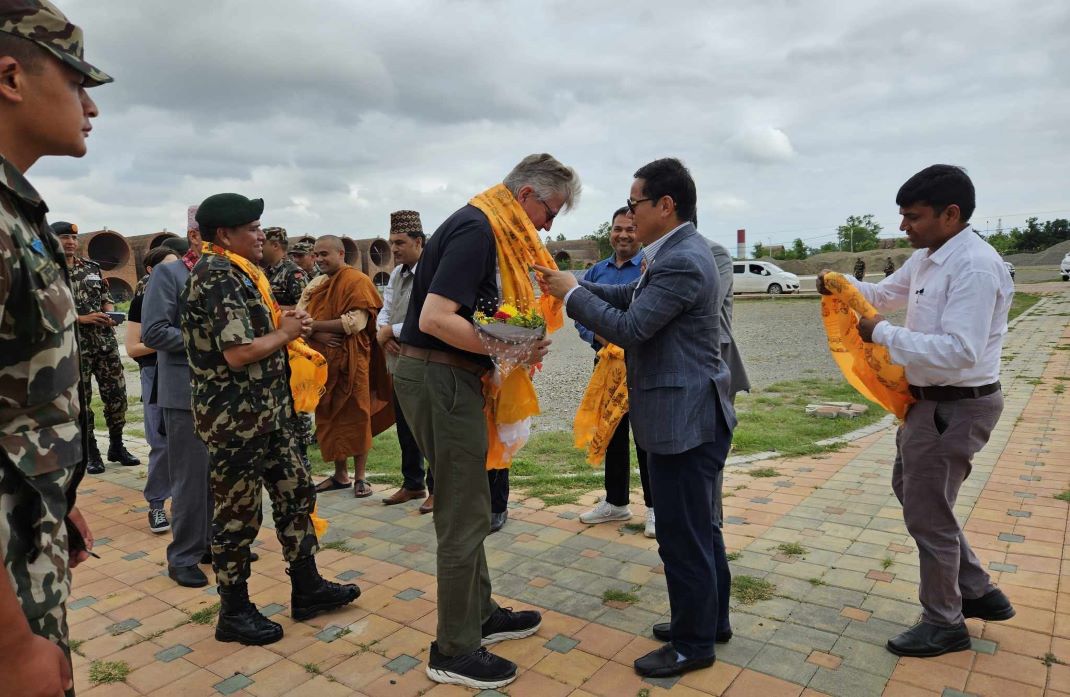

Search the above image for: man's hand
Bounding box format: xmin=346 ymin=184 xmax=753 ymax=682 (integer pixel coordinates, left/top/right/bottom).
xmin=531 ymin=264 xmax=577 ymax=300
xmin=816 ymin=269 xmax=834 ymax=296
xmin=68 ymin=505 xmax=92 ymax=569
xmin=311 ymin=331 xmax=343 ymax=348
xmin=284 ymin=309 xmax=314 ymax=339
xmin=594 ymin=333 xmax=608 ymax=346
xmin=279 ymin=313 xmax=305 ymax=341
xmin=376 ymin=324 xmax=400 ymax=355
xmin=521 ymin=337 xmax=552 ymax=365
xmin=2 ymin=634 xmax=73 ymax=697
xmin=78 ymin=312 xmax=113 ymax=327
xmin=858 ymin=314 xmax=885 ymax=343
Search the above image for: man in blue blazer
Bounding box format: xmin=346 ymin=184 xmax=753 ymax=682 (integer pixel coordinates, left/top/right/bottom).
xmin=535 ymin=158 xmax=736 ymax=678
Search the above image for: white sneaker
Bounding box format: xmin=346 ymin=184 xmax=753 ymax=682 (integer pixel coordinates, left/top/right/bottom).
xmin=644 ymin=509 xmax=656 ymax=538
xmin=580 ymin=500 xmax=632 ymax=525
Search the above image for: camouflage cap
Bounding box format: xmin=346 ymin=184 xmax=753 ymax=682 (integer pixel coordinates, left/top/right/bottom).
xmin=50 ymin=220 xmax=77 ymax=235
xmin=0 ymin=0 xmax=113 ymax=86
xmin=390 ymin=210 xmax=424 ymax=238
xmin=290 ymin=239 xmax=313 ymax=255
xmin=263 ymin=226 xmax=287 ymax=243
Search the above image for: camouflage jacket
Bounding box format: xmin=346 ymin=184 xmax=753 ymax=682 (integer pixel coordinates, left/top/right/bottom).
xmin=180 ymin=253 xmax=291 ymax=445
xmin=266 ymin=257 xmax=307 ymax=307
xmin=0 ymin=155 xmax=83 ymax=475
xmin=69 ymin=255 xmax=115 ymax=347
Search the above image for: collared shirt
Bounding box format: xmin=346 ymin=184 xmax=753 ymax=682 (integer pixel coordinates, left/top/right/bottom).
xmin=378 ymin=262 xmax=417 ymax=337
xmin=564 ymin=223 xmax=686 ymax=307
xmin=574 ymin=252 xmax=643 ymax=348
xmin=851 ymin=226 xmax=1013 ymax=387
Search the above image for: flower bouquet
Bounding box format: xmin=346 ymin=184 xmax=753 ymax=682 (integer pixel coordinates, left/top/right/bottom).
xmin=473 ymin=302 xmax=546 ymax=374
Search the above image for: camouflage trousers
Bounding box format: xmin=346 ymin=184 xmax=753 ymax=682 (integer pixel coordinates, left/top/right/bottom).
xmin=80 ymin=332 xmax=127 ymax=431
xmin=207 ymin=426 xmax=319 ymax=586
xmin=291 ymin=412 xmax=314 ymax=448
xmin=0 ymin=453 xmax=74 ymax=695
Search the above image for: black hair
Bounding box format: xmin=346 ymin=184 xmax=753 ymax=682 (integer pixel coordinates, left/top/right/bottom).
xmin=200 ymin=225 xmax=219 ymax=243
xmin=633 ymin=158 xmax=697 ymax=224
xmin=611 ymin=206 xmax=629 ymax=222
xmin=896 ymin=165 xmax=975 ymax=223
xmin=0 ymin=33 xmax=44 ymax=73
xmin=143 ymin=246 xmax=176 ymax=270
xmin=392 ymin=228 xmax=426 ymax=242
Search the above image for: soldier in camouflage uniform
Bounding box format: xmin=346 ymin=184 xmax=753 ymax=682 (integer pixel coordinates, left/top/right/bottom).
xmin=181 ymin=193 xmax=358 ymax=647
xmin=289 ymin=237 xmax=321 ymax=279
xmin=0 ymin=2 xmax=111 ymax=694
xmin=261 ymin=227 xmax=314 ymax=464
xmin=54 ymin=222 xmax=140 ymax=473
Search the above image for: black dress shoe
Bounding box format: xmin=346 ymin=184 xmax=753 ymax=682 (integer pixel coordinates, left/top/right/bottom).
xmin=201 ymin=551 xmax=259 ymax=565
xmin=634 ymin=643 xmax=714 ymax=678
xmin=652 ymin=622 xmax=732 ymax=644
xmin=886 ymin=621 xmax=972 ymax=657
xmin=168 ymin=564 xmax=209 ymax=588
xmin=962 ymin=588 xmax=1015 ymax=621
xmin=489 ymin=510 xmax=508 ymax=533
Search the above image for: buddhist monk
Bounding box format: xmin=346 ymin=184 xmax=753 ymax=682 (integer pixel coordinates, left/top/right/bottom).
xmin=301 ymin=235 xmax=394 ymax=497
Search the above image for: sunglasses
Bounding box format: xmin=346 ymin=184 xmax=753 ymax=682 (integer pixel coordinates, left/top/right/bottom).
xmin=625 ymin=197 xmax=654 ymax=214
xmin=538 ymin=197 xmax=560 ymax=223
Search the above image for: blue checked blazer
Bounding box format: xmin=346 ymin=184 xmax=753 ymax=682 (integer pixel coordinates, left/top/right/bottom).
xmin=565 ymin=223 xmax=737 ymax=455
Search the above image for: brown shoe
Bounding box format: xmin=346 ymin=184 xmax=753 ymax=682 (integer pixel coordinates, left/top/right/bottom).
xmin=383 ymin=487 xmax=427 ymax=506
xmin=419 ymin=494 xmax=434 ymax=514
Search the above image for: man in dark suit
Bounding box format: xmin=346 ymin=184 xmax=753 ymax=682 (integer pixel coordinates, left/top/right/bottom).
xmin=535 ymin=158 xmax=736 ymax=679
xmin=142 ymin=211 xmax=213 ymax=588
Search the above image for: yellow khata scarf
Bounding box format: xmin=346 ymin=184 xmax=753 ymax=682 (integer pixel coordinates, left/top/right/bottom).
xmin=821 ymin=272 xmax=914 ymax=419
xmin=469 ymin=183 xmax=564 ymax=469
xmin=573 ymin=343 xmax=628 ymax=466
xmin=202 ymin=243 xmax=328 ymax=413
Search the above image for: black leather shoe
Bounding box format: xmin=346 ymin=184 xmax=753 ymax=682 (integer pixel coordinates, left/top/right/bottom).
xmin=652 ymin=622 xmax=732 ymax=644
xmin=288 ymin=555 xmax=360 ymax=621
xmin=201 ymin=551 xmax=258 ymax=565
xmin=216 ymin=583 xmax=283 ymax=646
xmin=962 ymin=588 xmax=1015 ymax=621
xmin=886 ymin=621 xmax=972 ymax=657
xmin=490 ymin=510 xmax=508 ymax=533
xmin=107 ymin=435 xmax=141 ymax=466
xmin=634 ymin=643 xmax=714 ymax=678
xmin=86 ymin=436 xmax=105 ymax=474
xmin=168 ymin=564 xmax=208 ymax=588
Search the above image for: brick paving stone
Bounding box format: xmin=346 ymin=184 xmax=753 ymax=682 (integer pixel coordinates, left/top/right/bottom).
xmin=807 ymin=651 xmax=843 ymax=670
xmin=749 ymin=643 xmax=819 ymax=684
xmin=213 ymin=673 xmax=253 ymax=695
xmin=384 ymin=653 xmax=422 ymax=674
xmin=155 ymin=644 xmax=192 ymax=662
xmin=544 ymin=634 xmax=580 ymax=653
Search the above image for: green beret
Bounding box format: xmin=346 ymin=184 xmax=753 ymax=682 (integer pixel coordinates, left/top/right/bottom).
xmin=50 ymin=220 xmax=78 ymax=235
xmin=195 ymin=193 xmax=265 ymax=233
xmin=160 ymin=237 xmax=190 ymax=254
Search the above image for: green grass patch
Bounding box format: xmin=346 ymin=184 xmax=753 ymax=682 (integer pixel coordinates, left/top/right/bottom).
xmin=621 ymin=522 xmax=646 ymax=533
xmin=89 ymin=660 xmax=130 ymax=685
xmin=1055 ymin=383 xmax=1066 ymax=395
xmin=69 ymin=638 xmax=84 ymax=656
xmin=726 ymin=551 xmax=742 ymax=562
xmin=881 ymin=556 xmax=894 ymax=570
xmin=748 ymin=467 xmax=781 ymax=478
xmin=189 ymin=602 xmax=220 ymax=625
xmin=731 ymin=378 xmax=884 ymax=457
xmin=808 ymin=578 xmax=826 ymax=586
xmin=776 ymin=542 xmax=807 ymax=557
xmin=304 ymin=662 xmax=322 ymax=674
xmin=1055 ymin=491 xmax=1070 ymax=503
xmin=602 ymin=587 xmax=640 ymax=604
xmin=731 ymin=576 xmax=776 ymax=605
xmin=1008 ymin=292 xmax=1041 ymax=322
xmin=322 ymin=539 xmax=353 ymax=552
xmin=1043 ymin=652 xmax=1067 ymax=666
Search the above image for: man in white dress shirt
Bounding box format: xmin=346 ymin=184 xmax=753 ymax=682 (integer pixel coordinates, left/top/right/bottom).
xmin=819 ymin=165 xmax=1015 ymax=658
xmin=376 ymin=211 xmax=433 ymax=512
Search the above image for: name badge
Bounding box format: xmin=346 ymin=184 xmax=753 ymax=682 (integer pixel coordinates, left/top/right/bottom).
xmin=87 ymin=273 xmax=102 ymax=281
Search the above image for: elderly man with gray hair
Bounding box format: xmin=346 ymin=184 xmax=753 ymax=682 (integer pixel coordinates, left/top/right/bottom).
xmin=394 ymin=153 xmax=579 ymax=690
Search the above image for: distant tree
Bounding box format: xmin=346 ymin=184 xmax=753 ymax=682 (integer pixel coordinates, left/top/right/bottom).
xmin=545 ymin=235 xmax=553 ymax=246
xmin=813 ymin=241 xmax=840 ymax=254
xmin=555 ymin=233 xmax=566 ymax=241
xmin=583 ymin=221 xmax=613 ymax=258
xmin=752 ymin=242 xmax=766 ymax=258
xmin=983 ymin=230 xmax=1015 ymax=255
xmin=837 ymin=214 xmax=882 ymax=252
xmin=791 ymin=238 xmax=808 ymax=260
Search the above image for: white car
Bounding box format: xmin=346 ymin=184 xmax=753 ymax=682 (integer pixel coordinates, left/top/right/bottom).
xmin=1061 ymin=252 xmax=1070 ymax=281
xmin=733 ymin=261 xmax=800 ymax=294
xmin=1004 ymin=261 xmax=1015 ymax=280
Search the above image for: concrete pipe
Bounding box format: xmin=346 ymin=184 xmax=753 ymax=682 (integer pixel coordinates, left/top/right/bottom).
xmin=80 ymin=230 xmax=131 ymax=271
xmin=340 ymin=236 xmax=361 ymax=269
xmin=355 ymin=238 xmax=393 ymax=277
xmin=103 ymin=275 xmax=134 ymax=303
xmin=128 ymin=231 xmax=178 ymax=277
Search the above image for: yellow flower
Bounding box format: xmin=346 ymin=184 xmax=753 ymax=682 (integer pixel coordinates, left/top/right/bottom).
xmin=497 ymin=303 xmax=519 ymax=318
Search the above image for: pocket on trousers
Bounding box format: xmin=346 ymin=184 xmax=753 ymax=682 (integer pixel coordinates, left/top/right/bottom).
xmin=933 ymin=401 xmax=955 ymax=435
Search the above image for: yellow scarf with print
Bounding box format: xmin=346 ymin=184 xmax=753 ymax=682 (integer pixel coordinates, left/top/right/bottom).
xmin=573 ymin=343 xmax=628 ymax=466
xmin=821 ymin=272 xmax=913 ymax=419
xmin=469 ymin=183 xmax=563 ymax=469
xmin=202 ymin=243 xmax=328 ymax=413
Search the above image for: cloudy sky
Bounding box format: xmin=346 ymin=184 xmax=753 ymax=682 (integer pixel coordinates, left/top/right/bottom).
xmin=32 ymin=0 xmax=1070 ymax=252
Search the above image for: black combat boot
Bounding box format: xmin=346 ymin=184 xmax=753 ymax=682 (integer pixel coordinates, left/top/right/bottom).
xmin=86 ymin=435 xmax=105 ymax=474
xmin=107 ymin=428 xmax=141 ymax=466
xmin=288 ymin=554 xmax=361 ymax=621
xmin=215 ymin=583 xmax=283 ymax=645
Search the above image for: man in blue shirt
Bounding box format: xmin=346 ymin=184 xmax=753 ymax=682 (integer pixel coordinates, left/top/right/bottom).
xmin=576 ymin=207 xmax=655 ymax=536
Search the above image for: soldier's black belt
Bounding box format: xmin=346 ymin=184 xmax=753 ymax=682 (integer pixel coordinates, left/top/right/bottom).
xmin=908 ymin=382 xmax=1001 ymax=402
xmin=398 ymin=343 xmax=488 ymax=377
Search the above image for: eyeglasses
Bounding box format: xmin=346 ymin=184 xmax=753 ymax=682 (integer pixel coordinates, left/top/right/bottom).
xmin=538 ymin=197 xmax=560 ymax=223
xmin=625 ymin=197 xmax=654 ymax=214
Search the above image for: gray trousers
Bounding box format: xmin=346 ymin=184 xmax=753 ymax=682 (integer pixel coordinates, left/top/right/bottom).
xmin=163 ymin=407 xmax=212 ymax=568
xmin=892 ymin=392 xmax=1002 ymax=626
xmin=140 ymin=366 xmax=171 ymax=508
xmin=393 ymin=355 xmax=498 ymax=656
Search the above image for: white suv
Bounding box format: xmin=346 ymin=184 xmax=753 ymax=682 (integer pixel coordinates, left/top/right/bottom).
xmin=733 ymin=261 xmax=800 ymax=294
xmin=1061 ymin=252 xmax=1070 ymax=281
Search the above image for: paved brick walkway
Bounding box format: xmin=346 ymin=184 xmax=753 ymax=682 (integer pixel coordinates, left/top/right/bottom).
xmin=69 ymin=290 xmax=1070 ymax=696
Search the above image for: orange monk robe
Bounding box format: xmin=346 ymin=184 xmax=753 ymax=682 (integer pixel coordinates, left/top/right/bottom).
xmin=305 ymin=267 xmax=394 ymax=460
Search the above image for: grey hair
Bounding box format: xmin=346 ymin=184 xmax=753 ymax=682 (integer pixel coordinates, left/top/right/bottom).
xmin=503 ymin=153 xmax=582 ymax=213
